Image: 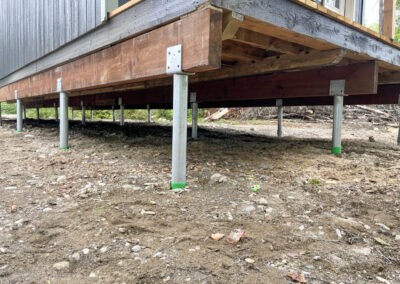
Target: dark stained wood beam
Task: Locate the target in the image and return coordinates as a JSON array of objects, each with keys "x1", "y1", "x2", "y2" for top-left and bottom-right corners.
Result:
[{"x1": 25, "y1": 84, "x2": 398, "y2": 110}]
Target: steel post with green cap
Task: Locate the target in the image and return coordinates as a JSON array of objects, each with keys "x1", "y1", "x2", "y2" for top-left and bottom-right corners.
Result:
[
  {"x1": 16, "y1": 90, "x2": 23, "y2": 132},
  {"x1": 167, "y1": 44, "x2": 192, "y2": 189},
  {"x1": 58, "y1": 78, "x2": 69, "y2": 150},
  {"x1": 330, "y1": 80, "x2": 345, "y2": 154}
]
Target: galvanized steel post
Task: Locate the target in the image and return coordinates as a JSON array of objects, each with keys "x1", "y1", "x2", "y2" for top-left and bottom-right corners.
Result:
[
  {"x1": 112, "y1": 106, "x2": 116, "y2": 123},
  {"x1": 190, "y1": 92, "x2": 198, "y2": 139},
  {"x1": 330, "y1": 80, "x2": 345, "y2": 154},
  {"x1": 71, "y1": 108, "x2": 74, "y2": 120},
  {"x1": 171, "y1": 74, "x2": 189, "y2": 189},
  {"x1": 276, "y1": 99, "x2": 283, "y2": 138},
  {"x1": 58, "y1": 78, "x2": 69, "y2": 150},
  {"x1": 90, "y1": 107, "x2": 93, "y2": 120},
  {"x1": 119, "y1": 98, "x2": 124, "y2": 126},
  {"x1": 167, "y1": 44, "x2": 192, "y2": 189},
  {"x1": 81, "y1": 101, "x2": 86, "y2": 126},
  {"x1": 16, "y1": 91, "x2": 23, "y2": 132},
  {"x1": 54, "y1": 103, "x2": 58, "y2": 122},
  {"x1": 36, "y1": 107, "x2": 40, "y2": 120},
  {"x1": 147, "y1": 104, "x2": 152, "y2": 123}
]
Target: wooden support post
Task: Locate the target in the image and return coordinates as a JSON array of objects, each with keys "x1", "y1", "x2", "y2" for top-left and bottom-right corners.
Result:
[{"x1": 383, "y1": 0, "x2": 396, "y2": 39}]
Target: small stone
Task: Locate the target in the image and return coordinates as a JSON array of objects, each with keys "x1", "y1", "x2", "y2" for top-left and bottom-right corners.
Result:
[
  {"x1": 299, "y1": 225, "x2": 305, "y2": 231},
  {"x1": 245, "y1": 258, "x2": 255, "y2": 264},
  {"x1": 257, "y1": 198, "x2": 268, "y2": 206},
  {"x1": 122, "y1": 184, "x2": 134, "y2": 190},
  {"x1": 0, "y1": 247, "x2": 6, "y2": 253},
  {"x1": 53, "y1": 261, "x2": 70, "y2": 271},
  {"x1": 24, "y1": 134, "x2": 34, "y2": 139},
  {"x1": 352, "y1": 247, "x2": 371, "y2": 256},
  {"x1": 43, "y1": 207, "x2": 52, "y2": 212},
  {"x1": 210, "y1": 173, "x2": 227, "y2": 183},
  {"x1": 376, "y1": 223, "x2": 390, "y2": 231},
  {"x1": 140, "y1": 210, "x2": 156, "y2": 215},
  {"x1": 82, "y1": 248, "x2": 90, "y2": 255},
  {"x1": 313, "y1": 256, "x2": 322, "y2": 261},
  {"x1": 57, "y1": 175, "x2": 67, "y2": 182},
  {"x1": 70, "y1": 252, "x2": 80, "y2": 262},
  {"x1": 258, "y1": 163, "x2": 267, "y2": 169},
  {"x1": 118, "y1": 227, "x2": 126, "y2": 233},
  {"x1": 132, "y1": 245, "x2": 141, "y2": 253},
  {"x1": 89, "y1": 272, "x2": 96, "y2": 278},
  {"x1": 99, "y1": 246, "x2": 107, "y2": 253},
  {"x1": 395, "y1": 235, "x2": 400, "y2": 241}
]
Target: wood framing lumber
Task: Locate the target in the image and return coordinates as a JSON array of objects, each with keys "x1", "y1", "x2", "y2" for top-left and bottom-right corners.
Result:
[
  {"x1": 0, "y1": 8, "x2": 222, "y2": 102},
  {"x1": 109, "y1": 0, "x2": 144, "y2": 18},
  {"x1": 382, "y1": 0, "x2": 396, "y2": 39},
  {"x1": 379, "y1": 71, "x2": 400, "y2": 84},
  {"x1": 222, "y1": 11, "x2": 243, "y2": 40},
  {"x1": 233, "y1": 28, "x2": 304, "y2": 55},
  {"x1": 210, "y1": 0, "x2": 400, "y2": 66},
  {"x1": 194, "y1": 49, "x2": 347, "y2": 83}
]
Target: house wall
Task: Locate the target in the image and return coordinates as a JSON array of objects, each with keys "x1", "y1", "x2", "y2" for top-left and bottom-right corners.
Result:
[{"x1": 0, "y1": 0, "x2": 102, "y2": 81}]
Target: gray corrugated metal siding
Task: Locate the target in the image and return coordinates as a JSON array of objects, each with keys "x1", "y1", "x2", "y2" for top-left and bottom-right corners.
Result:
[{"x1": 0, "y1": 0, "x2": 102, "y2": 80}]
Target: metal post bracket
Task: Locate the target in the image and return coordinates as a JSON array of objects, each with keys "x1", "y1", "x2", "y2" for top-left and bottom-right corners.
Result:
[
  {"x1": 166, "y1": 45, "x2": 194, "y2": 75},
  {"x1": 329, "y1": 80, "x2": 346, "y2": 96},
  {"x1": 57, "y1": 78, "x2": 62, "y2": 92},
  {"x1": 166, "y1": 45, "x2": 183, "y2": 74}
]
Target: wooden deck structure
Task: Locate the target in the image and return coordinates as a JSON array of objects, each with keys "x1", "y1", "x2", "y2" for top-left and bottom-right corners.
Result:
[{"x1": 1, "y1": 0, "x2": 400, "y2": 187}]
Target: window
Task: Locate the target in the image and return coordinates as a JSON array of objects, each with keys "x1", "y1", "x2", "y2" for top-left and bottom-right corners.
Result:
[{"x1": 325, "y1": 0, "x2": 345, "y2": 15}]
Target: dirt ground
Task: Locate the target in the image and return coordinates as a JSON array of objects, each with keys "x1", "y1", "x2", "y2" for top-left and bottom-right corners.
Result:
[{"x1": 0, "y1": 117, "x2": 399, "y2": 284}]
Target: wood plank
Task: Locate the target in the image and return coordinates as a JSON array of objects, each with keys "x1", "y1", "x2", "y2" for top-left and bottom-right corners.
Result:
[
  {"x1": 222, "y1": 11, "x2": 243, "y2": 40},
  {"x1": 379, "y1": 71, "x2": 400, "y2": 84},
  {"x1": 109, "y1": 0, "x2": 144, "y2": 18},
  {"x1": 0, "y1": 8, "x2": 222, "y2": 101},
  {"x1": 383, "y1": 0, "x2": 396, "y2": 39},
  {"x1": 222, "y1": 40, "x2": 267, "y2": 62},
  {"x1": 194, "y1": 49, "x2": 347, "y2": 83},
  {"x1": 291, "y1": 0, "x2": 397, "y2": 46},
  {"x1": 210, "y1": 0, "x2": 400, "y2": 66},
  {"x1": 233, "y1": 28, "x2": 305, "y2": 55}
]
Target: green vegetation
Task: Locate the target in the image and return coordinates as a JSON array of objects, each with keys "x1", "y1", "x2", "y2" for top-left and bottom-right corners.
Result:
[
  {"x1": 0, "y1": 102, "x2": 207, "y2": 122},
  {"x1": 369, "y1": 0, "x2": 400, "y2": 42}
]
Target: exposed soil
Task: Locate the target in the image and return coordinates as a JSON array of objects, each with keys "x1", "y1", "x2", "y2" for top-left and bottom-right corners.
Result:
[{"x1": 0, "y1": 117, "x2": 399, "y2": 284}]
